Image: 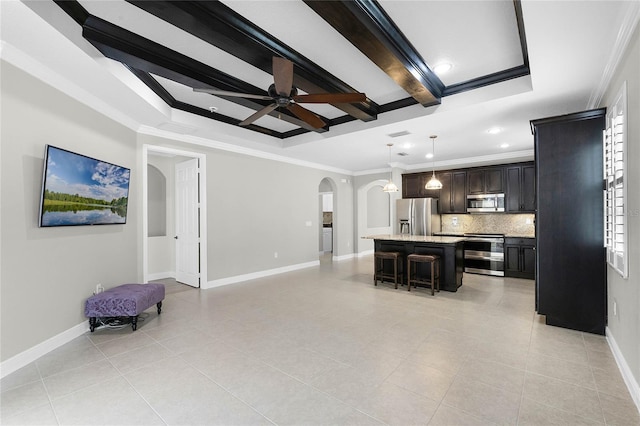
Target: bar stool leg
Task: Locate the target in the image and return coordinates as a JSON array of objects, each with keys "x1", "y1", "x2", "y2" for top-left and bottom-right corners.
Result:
[
  {"x1": 430, "y1": 261, "x2": 435, "y2": 296},
  {"x1": 393, "y1": 258, "x2": 397, "y2": 289}
]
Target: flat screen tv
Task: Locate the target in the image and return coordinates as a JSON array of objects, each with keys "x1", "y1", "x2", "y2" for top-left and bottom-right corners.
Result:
[{"x1": 38, "y1": 145, "x2": 131, "y2": 227}]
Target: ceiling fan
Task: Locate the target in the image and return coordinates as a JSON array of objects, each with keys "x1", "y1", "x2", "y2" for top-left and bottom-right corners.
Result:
[{"x1": 193, "y1": 57, "x2": 367, "y2": 129}]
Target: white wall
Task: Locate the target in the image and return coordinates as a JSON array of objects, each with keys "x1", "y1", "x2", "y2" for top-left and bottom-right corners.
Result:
[
  {"x1": 601, "y1": 21, "x2": 640, "y2": 402},
  {"x1": 0, "y1": 62, "x2": 139, "y2": 362},
  {"x1": 354, "y1": 173, "x2": 396, "y2": 253},
  {"x1": 137, "y1": 134, "x2": 356, "y2": 283}
]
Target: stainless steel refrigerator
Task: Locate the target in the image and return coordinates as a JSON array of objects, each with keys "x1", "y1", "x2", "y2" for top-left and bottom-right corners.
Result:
[{"x1": 395, "y1": 198, "x2": 441, "y2": 236}]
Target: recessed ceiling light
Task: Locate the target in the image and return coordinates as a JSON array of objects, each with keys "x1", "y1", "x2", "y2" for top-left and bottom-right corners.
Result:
[
  {"x1": 500, "y1": 143, "x2": 510, "y2": 148},
  {"x1": 425, "y1": 153, "x2": 434, "y2": 159},
  {"x1": 402, "y1": 142, "x2": 413, "y2": 149},
  {"x1": 487, "y1": 127, "x2": 501, "y2": 134},
  {"x1": 433, "y1": 62, "x2": 452, "y2": 74}
]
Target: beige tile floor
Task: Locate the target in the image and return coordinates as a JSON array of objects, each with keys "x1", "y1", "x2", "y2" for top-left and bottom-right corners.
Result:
[{"x1": 2, "y1": 255, "x2": 639, "y2": 425}]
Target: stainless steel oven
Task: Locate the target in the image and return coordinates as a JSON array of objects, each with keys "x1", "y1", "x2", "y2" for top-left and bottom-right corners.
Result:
[{"x1": 464, "y1": 233, "x2": 505, "y2": 276}]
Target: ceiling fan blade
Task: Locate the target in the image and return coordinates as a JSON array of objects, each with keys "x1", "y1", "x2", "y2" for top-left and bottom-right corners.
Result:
[
  {"x1": 272, "y1": 57, "x2": 294, "y2": 96},
  {"x1": 239, "y1": 103, "x2": 278, "y2": 126},
  {"x1": 287, "y1": 104, "x2": 326, "y2": 129},
  {"x1": 193, "y1": 88, "x2": 272, "y2": 101},
  {"x1": 293, "y1": 92, "x2": 367, "y2": 104}
]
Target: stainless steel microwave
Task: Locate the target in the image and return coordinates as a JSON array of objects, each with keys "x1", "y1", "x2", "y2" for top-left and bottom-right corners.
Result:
[{"x1": 467, "y1": 193, "x2": 505, "y2": 213}]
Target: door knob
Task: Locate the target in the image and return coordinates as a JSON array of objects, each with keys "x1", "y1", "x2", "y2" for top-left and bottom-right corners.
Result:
[{"x1": 174, "y1": 236, "x2": 178, "y2": 240}]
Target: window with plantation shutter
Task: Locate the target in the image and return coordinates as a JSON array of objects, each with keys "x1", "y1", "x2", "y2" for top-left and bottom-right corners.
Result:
[{"x1": 603, "y1": 82, "x2": 627, "y2": 278}]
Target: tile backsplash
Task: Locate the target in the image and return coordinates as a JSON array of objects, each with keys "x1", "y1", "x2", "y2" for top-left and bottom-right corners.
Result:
[{"x1": 441, "y1": 213, "x2": 535, "y2": 237}]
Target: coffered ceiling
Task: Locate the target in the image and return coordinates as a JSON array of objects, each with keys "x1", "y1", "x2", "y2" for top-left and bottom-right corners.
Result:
[{"x1": 3, "y1": 1, "x2": 638, "y2": 173}]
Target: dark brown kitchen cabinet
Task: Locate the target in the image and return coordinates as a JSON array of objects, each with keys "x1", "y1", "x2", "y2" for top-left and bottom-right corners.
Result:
[
  {"x1": 505, "y1": 163, "x2": 536, "y2": 212},
  {"x1": 531, "y1": 108, "x2": 606, "y2": 335},
  {"x1": 439, "y1": 171, "x2": 467, "y2": 213},
  {"x1": 402, "y1": 173, "x2": 428, "y2": 198},
  {"x1": 505, "y1": 237, "x2": 535, "y2": 279},
  {"x1": 467, "y1": 167, "x2": 504, "y2": 194}
]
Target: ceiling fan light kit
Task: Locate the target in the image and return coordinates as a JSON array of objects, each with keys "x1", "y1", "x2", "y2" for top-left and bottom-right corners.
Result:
[{"x1": 194, "y1": 56, "x2": 367, "y2": 129}]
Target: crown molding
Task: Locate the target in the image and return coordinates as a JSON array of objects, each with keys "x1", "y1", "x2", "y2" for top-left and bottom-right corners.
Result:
[
  {"x1": 137, "y1": 125, "x2": 354, "y2": 176},
  {"x1": 588, "y1": 1, "x2": 640, "y2": 109}
]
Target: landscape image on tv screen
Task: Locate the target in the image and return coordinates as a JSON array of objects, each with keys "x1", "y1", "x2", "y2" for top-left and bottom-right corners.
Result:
[{"x1": 39, "y1": 145, "x2": 131, "y2": 227}]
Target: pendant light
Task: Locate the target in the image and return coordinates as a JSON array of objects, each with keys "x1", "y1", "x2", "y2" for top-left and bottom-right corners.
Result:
[
  {"x1": 382, "y1": 143, "x2": 399, "y2": 193},
  {"x1": 425, "y1": 135, "x2": 443, "y2": 190}
]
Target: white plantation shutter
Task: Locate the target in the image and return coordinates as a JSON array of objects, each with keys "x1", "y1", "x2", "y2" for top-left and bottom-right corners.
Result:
[{"x1": 604, "y1": 82, "x2": 627, "y2": 278}]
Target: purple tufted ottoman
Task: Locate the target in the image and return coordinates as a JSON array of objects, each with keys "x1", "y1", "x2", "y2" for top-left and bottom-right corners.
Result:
[{"x1": 85, "y1": 283, "x2": 165, "y2": 332}]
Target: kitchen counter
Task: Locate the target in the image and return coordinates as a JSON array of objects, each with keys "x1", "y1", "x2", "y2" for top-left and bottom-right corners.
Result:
[
  {"x1": 365, "y1": 234, "x2": 464, "y2": 292},
  {"x1": 433, "y1": 232, "x2": 535, "y2": 239},
  {"x1": 364, "y1": 234, "x2": 466, "y2": 244}
]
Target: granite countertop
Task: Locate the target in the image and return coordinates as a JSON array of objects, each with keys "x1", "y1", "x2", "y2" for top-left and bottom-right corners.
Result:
[
  {"x1": 433, "y1": 232, "x2": 535, "y2": 239},
  {"x1": 363, "y1": 234, "x2": 466, "y2": 244}
]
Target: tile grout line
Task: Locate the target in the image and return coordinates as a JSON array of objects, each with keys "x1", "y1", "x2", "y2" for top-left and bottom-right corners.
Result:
[{"x1": 90, "y1": 331, "x2": 170, "y2": 426}]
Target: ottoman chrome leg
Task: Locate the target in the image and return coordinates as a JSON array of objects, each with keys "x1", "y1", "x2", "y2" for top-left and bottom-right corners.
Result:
[
  {"x1": 131, "y1": 316, "x2": 138, "y2": 331},
  {"x1": 157, "y1": 301, "x2": 162, "y2": 315},
  {"x1": 89, "y1": 317, "x2": 97, "y2": 332}
]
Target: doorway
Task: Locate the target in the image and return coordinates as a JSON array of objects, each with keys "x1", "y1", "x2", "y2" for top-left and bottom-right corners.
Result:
[
  {"x1": 318, "y1": 178, "x2": 336, "y2": 263},
  {"x1": 142, "y1": 145, "x2": 207, "y2": 287}
]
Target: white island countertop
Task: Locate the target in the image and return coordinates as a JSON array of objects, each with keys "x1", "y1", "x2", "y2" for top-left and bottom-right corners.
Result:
[{"x1": 363, "y1": 234, "x2": 466, "y2": 244}]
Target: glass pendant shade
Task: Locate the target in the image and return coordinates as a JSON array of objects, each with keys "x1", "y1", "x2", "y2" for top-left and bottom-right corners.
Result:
[
  {"x1": 425, "y1": 172, "x2": 443, "y2": 190},
  {"x1": 383, "y1": 181, "x2": 399, "y2": 193},
  {"x1": 425, "y1": 134, "x2": 442, "y2": 190}
]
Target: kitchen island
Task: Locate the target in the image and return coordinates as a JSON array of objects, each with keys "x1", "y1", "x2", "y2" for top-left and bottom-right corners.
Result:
[{"x1": 365, "y1": 235, "x2": 465, "y2": 292}]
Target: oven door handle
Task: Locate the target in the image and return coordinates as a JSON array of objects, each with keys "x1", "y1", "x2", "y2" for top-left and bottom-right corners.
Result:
[{"x1": 465, "y1": 238, "x2": 504, "y2": 243}]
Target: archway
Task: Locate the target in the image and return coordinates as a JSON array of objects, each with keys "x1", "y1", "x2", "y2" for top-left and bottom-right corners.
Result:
[
  {"x1": 356, "y1": 179, "x2": 395, "y2": 255},
  {"x1": 318, "y1": 177, "x2": 337, "y2": 262}
]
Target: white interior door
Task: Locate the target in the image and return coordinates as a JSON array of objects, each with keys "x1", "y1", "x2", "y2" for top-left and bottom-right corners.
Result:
[{"x1": 175, "y1": 158, "x2": 200, "y2": 287}]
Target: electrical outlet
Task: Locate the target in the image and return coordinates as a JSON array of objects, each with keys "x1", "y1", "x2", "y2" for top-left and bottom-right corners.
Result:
[
  {"x1": 274, "y1": 252, "x2": 278, "y2": 258},
  {"x1": 452, "y1": 217, "x2": 458, "y2": 226},
  {"x1": 96, "y1": 283, "x2": 104, "y2": 294},
  {"x1": 613, "y1": 299, "x2": 617, "y2": 317}
]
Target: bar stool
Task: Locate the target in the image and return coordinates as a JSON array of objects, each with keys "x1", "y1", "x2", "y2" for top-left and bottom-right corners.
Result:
[
  {"x1": 407, "y1": 254, "x2": 440, "y2": 295},
  {"x1": 374, "y1": 251, "x2": 403, "y2": 289}
]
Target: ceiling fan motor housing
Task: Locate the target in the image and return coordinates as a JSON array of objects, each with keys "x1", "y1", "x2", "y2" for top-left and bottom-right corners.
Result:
[{"x1": 268, "y1": 83, "x2": 298, "y2": 103}]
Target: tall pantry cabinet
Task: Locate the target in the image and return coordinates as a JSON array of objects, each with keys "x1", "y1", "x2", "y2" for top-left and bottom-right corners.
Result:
[{"x1": 531, "y1": 108, "x2": 607, "y2": 335}]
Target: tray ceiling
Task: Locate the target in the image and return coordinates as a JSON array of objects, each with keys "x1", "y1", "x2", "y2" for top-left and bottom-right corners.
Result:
[{"x1": 3, "y1": 1, "x2": 636, "y2": 172}]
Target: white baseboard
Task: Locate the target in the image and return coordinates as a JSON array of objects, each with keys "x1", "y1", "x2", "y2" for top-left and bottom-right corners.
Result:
[
  {"x1": 146, "y1": 271, "x2": 175, "y2": 281},
  {"x1": 606, "y1": 327, "x2": 640, "y2": 413},
  {"x1": 358, "y1": 250, "x2": 374, "y2": 257},
  {"x1": 332, "y1": 253, "x2": 355, "y2": 262},
  {"x1": 0, "y1": 321, "x2": 88, "y2": 379},
  {"x1": 203, "y1": 260, "x2": 320, "y2": 289}
]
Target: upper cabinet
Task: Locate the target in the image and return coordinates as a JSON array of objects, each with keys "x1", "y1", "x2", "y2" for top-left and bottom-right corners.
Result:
[
  {"x1": 401, "y1": 170, "x2": 466, "y2": 214},
  {"x1": 402, "y1": 173, "x2": 428, "y2": 198},
  {"x1": 467, "y1": 167, "x2": 504, "y2": 194},
  {"x1": 505, "y1": 162, "x2": 536, "y2": 212},
  {"x1": 439, "y1": 171, "x2": 467, "y2": 214},
  {"x1": 402, "y1": 162, "x2": 533, "y2": 214}
]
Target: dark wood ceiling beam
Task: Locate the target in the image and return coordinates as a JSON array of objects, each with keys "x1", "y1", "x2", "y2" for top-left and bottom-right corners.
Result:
[
  {"x1": 304, "y1": 0, "x2": 445, "y2": 107},
  {"x1": 126, "y1": 0, "x2": 378, "y2": 122},
  {"x1": 81, "y1": 15, "x2": 327, "y2": 132}
]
